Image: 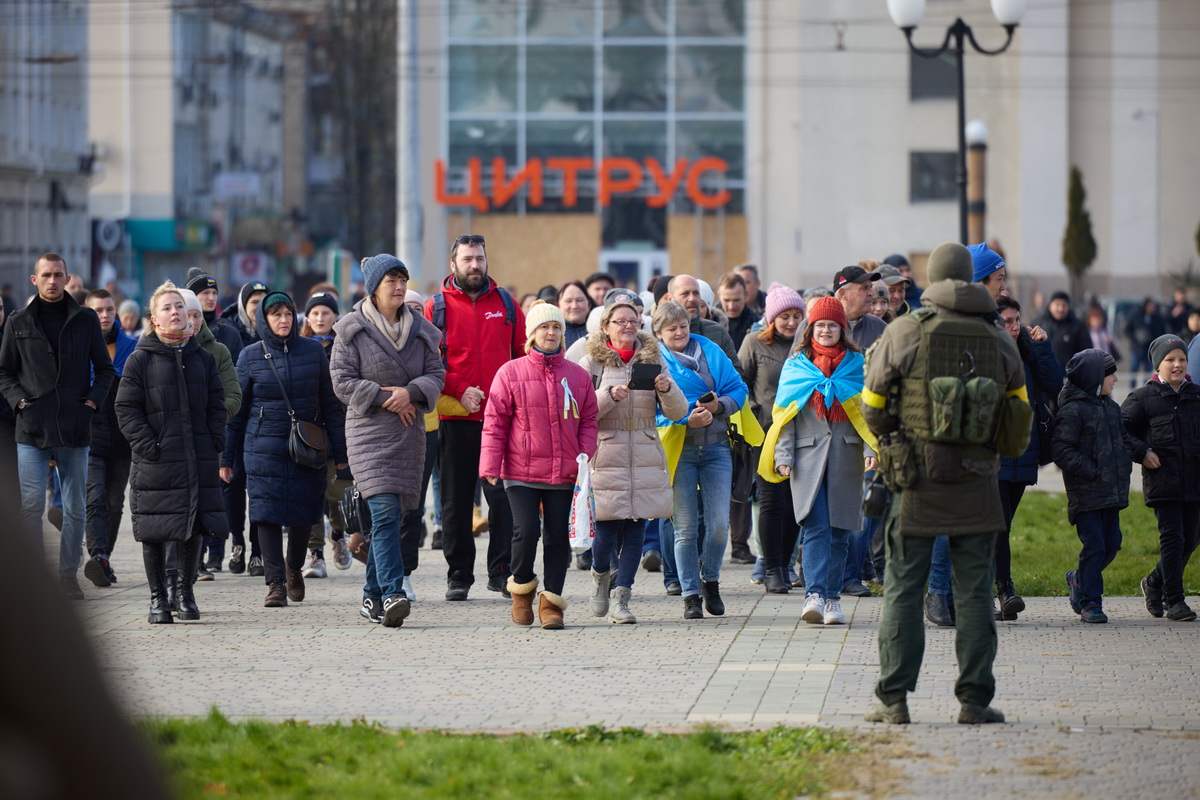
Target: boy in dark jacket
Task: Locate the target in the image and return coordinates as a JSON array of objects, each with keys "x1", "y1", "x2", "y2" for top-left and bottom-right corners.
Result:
[
  {"x1": 1121, "y1": 334, "x2": 1200, "y2": 622},
  {"x1": 1052, "y1": 349, "x2": 1132, "y2": 623}
]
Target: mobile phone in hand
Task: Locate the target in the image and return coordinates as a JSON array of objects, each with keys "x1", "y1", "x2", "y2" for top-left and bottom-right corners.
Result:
[{"x1": 698, "y1": 391, "x2": 716, "y2": 404}]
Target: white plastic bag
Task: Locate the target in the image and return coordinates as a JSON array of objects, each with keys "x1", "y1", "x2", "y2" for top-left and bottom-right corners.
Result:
[{"x1": 569, "y1": 453, "x2": 596, "y2": 553}]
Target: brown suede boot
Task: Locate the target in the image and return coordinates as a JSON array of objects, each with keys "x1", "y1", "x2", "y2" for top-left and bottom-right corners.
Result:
[
  {"x1": 537, "y1": 591, "x2": 567, "y2": 630},
  {"x1": 264, "y1": 581, "x2": 288, "y2": 607},
  {"x1": 507, "y1": 576, "x2": 538, "y2": 625},
  {"x1": 286, "y1": 567, "x2": 305, "y2": 602}
]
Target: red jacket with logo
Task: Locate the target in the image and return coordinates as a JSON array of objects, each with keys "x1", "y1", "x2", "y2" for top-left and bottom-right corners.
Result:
[{"x1": 425, "y1": 274, "x2": 525, "y2": 422}]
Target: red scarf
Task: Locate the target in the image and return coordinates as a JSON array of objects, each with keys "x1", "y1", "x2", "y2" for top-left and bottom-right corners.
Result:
[
  {"x1": 606, "y1": 341, "x2": 635, "y2": 364},
  {"x1": 806, "y1": 341, "x2": 849, "y2": 423}
]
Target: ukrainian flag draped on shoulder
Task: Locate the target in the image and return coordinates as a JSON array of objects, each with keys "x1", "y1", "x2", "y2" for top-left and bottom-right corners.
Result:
[
  {"x1": 655, "y1": 334, "x2": 764, "y2": 483},
  {"x1": 758, "y1": 350, "x2": 876, "y2": 483}
]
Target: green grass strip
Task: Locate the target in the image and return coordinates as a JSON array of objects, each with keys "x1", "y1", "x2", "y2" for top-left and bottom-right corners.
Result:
[
  {"x1": 142, "y1": 709, "x2": 855, "y2": 799},
  {"x1": 1010, "y1": 491, "x2": 1200, "y2": 596}
]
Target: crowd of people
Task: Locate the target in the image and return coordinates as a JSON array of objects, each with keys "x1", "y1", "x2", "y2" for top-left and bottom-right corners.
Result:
[{"x1": 1, "y1": 242, "x2": 1196, "y2": 679}]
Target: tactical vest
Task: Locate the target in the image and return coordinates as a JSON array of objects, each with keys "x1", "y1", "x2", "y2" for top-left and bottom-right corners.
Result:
[{"x1": 898, "y1": 307, "x2": 1005, "y2": 450}]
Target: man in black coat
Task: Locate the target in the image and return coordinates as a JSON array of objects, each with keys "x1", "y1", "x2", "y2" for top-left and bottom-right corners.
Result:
[
  {"x1": 0, "y1": 254, "x2": 115, "y2": 599},
  {"x1": 186, "y1": 267, "x2": 243, "y2": 363},
  {"x1": 81, "y1": 289, "x2": 138, "y2": 587},
  {"x1": 1034, "y1": 291, "x2": 1092, "y2": 369}
]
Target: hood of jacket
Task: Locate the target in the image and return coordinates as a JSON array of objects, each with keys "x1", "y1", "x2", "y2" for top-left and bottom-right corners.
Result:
[
  {"x1": 194, "y1": 318, "x2": 215, "y2": 348},
  {"x1": 254, "y1": 298, "x2": 299, "y2": 349},
  {"x1": 920, "y1": 279, "x2": 998, "y2": 316},
  {"x1": 584, "y1": 329, "x2": 662, "y2": 368},
  {"x1": 1065, "y1": 348, "x2": 1105, "y2": 396}
]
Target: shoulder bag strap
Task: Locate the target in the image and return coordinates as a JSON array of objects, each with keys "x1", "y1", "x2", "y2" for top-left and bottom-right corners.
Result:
[{"x1": 260, "y1": 340, "x2": 296, "y2": 420}]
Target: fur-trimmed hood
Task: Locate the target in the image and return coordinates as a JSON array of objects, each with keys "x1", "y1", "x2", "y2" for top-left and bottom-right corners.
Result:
[{"x1": 584, "y1": 330, "x2": 662, "y2": 368}]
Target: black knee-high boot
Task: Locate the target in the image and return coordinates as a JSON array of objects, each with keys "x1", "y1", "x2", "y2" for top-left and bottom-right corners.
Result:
[
  {"x1": 143, "y1": 543, "x2": 173, "y2": 624},
  {"x1": 177, "y1": 535, "x2": 203, "y2": 621}
]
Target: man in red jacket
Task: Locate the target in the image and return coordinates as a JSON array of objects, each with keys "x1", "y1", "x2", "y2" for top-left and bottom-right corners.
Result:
[{"x1": 426, "y1": 235, "x2": 525, "y2": 601}]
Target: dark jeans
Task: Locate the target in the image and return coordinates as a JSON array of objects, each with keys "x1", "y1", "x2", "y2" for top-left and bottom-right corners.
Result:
[
  {"x1": 222, "y1": 456, "x2": 260, "y2": 557},
  {"x1": 85, "y1": 452, "x2": 131, "y2": 557},
  {"x1": 757, "y1": 474, "x2": 799, "y2": 567},
  {"x1": 507, "y1": 484, "x2": 573, "y2": 595},
  {"x1": 1147, "y1": 501, "x2": 1200, "y2": 607},
  {"x1": 1073, "y1": 508, "x2": 1122, "y2": 607},
  {"x1": 595, "y1": 518, "x2": 645, "y2": 589},
  {"x1": 399, "y1": 429, "x2": 437, "y2": 576},
  {"x1": 995, "y1": 480, "x2": 1028, "y2": 583},
  {"x1": 876, "y1": 516, "x2": 998, "y2": 708},
  {"x1": 438, "y1": 420, "x2": 512, "y2": 584},
  {"x1": 730, "y1": 498, "x2": 751, "y2": 551},
  {"x1": 257, "y1": 523, "x2": 309, "y2": 586}
]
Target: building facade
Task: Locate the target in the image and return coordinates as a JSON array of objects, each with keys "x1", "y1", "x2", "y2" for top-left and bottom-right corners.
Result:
[
  {"x1": 88, "y1": 1, "x2": 292, "y2": 299},
  {"x1": 0, "y1": 0, "x2": 91, "y2": 301},
  {"x1": 403, "y1": 0, "x2": 1199, "y2": 303}
]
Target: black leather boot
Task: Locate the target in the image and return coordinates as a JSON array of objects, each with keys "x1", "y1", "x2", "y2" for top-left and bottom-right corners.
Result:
[
  {"x1": 996, "y1": 579, "x2": 1025, "y2": 621},
  {"x1": 924, "y1": 592, "x2": 954, "y2": 627},
  {"x1": 143, "y1": 543, "x2": 173, "y2": 624},
  {"x1": 762, "y1": 558, "x2": 790, "y2": 594},
  {"x1": 166, "y1": 569, "x2": 180, "y2": 613},
  {"x1": 176, "y1": 536, "x2": 203, "y2": 621},
  {"x1": 701, "y1": 580, "x2": 725, "y2": 616}
]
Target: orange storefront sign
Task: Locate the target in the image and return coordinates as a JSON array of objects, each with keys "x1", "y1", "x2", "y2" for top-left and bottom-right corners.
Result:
[{"x1": 435, "y1": 156, "x2": 731, "y2": 212}]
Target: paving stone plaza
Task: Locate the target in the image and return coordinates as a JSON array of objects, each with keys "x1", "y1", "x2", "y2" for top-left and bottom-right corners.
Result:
[{"x1": 78, "y1": 528, "x2": 1199, "y2": 799}]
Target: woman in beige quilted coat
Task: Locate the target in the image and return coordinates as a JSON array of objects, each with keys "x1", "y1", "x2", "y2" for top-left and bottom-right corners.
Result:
[{"x1": 569, "y1": 299, "x2": 687, "y2": 624}]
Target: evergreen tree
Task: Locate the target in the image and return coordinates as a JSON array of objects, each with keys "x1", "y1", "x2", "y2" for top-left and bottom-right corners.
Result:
[{"x1": 1061, "y1": 166, "x2": 1098, "y2": 299}]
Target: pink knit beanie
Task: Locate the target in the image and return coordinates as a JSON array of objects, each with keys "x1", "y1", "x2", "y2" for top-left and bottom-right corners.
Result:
[{"x1": 763, "y1": 283, "x2": 805, "y2": 327}]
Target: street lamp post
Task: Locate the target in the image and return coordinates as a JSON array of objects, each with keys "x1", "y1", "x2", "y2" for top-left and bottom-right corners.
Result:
[{"x1": 888, "y1": 0, "x2": 1027, "y2": 244}]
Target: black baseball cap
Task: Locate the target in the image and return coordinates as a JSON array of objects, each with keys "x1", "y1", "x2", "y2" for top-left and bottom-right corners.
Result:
[{"x1": 832, "y1": 266, "x2": 881, "y2": 293}]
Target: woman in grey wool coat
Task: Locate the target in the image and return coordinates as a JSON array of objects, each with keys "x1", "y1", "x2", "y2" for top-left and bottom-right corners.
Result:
[{"x1": 330, "y1": 255, "x2": 445, "y2": 628}]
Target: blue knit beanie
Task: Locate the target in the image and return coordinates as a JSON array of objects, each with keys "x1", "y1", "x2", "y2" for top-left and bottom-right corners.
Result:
[
  {"x1": 968, "y1": 243, "x2": 1005, "y2": 283},
  {"x1": 361, "y1": 254, "x2": 408, "y2": 297}
]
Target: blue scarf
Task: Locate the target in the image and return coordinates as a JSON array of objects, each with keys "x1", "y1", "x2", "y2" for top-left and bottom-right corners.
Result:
[{"x1": 656, "y1": 334, "x2": 747, "y2": 426}]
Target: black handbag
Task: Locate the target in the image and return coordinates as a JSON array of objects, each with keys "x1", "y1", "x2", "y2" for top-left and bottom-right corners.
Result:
[
  {"x1": 261, "y1": 341, "x2": 328, "y2": 470},
  {"x1": 728, "y1": 428, "x2": 756, "y2": 503},
  {"x1": 339, "y1": 484, "x2": 371, "y2": 536}
]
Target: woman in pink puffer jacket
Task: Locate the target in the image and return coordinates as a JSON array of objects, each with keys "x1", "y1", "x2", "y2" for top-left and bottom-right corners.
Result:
[{"x1": 481, "y1": 301, "x2": 598, "y2": 629}]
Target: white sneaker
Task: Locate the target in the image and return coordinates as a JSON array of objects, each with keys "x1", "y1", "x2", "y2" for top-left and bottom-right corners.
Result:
[
  {"x1": 403, "y1": 575, "x2": 416, "y2": 602},
  {"x1": 801, "y1": 592, "x2": 825, "y2": 624},
  {"x1": 823, "y1": 598, "x2": 845, "y2": 625},
  {"x1": 301, "y1": 553, "x2": 327, "y2": 579},
  {"x1": 330, "y1": 535, "x2": 353, "y2": 570}
]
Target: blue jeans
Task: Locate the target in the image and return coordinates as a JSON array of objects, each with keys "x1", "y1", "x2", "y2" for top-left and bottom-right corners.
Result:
[
  {"x1": 594, "y1": 518, "x2": 645, "y2": 589},
  {"x1": 364, "y1": 494, "x2": 405, "y2": 600},
  {"x1": 18, "y1": 444, "x2": 89, "y2": 574},
  {"x1": 1075, "y1": 508, "x2": 1122, "y2": 607},
  {"x1": 928, "y1": 536, "x2": 953, "y2": 597},
  {"x1": 659, "y1": 517, "x2": 678, "y2": 586},
  {"x1": 671, "y1": 442, "x2": 732, "y2": 597},
  {"x1": 799, "y1": 481, "x2": 850, "y2": 600}
]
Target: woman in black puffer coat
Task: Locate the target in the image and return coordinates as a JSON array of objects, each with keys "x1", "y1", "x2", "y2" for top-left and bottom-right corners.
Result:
[
  {"x1": 116, "y1": 282, "x2": 228, "y2": 624},
  {"x1": 222, "y1": 292, "x2": 347, "y2": 608}
]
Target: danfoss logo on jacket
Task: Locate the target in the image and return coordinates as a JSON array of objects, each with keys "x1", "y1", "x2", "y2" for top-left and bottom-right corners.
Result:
[{"x1": 485, "y1": 310, "x2": 504, "y2": 320}]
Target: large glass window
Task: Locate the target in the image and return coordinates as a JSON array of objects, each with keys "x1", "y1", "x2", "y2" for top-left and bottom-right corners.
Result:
[
  {"x1": 527, "y1": 46, "x2": 594, "y2": 113},
  {"x1": 675, "y1": 46, "x2": 742, "y2": 112},
  {"x1": 445, "y1": 0, "x2": 744, "y2": 214},
  {"x1": 526, "y1": 0, "x2": 593, "y2": 38},
  {"x1": 910, "y1": 151, "x2": 958, "y2": 202},
  {"x1": 603, "y1": 46, "x2": 667, "y2": 112},
  {"x1": 448, "y1": 45, "x2": 518, "y2": 113}
]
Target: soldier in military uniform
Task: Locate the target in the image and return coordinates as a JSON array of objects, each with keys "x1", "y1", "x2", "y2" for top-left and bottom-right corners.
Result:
[{"x1": 860, "y1": 241, "x2": 1029, "y2": 725}]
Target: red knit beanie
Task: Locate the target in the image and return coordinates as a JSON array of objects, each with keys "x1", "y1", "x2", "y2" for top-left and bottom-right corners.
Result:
[{"x1": 807, "y1": 295, "x2": 847, "y2": 328}]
